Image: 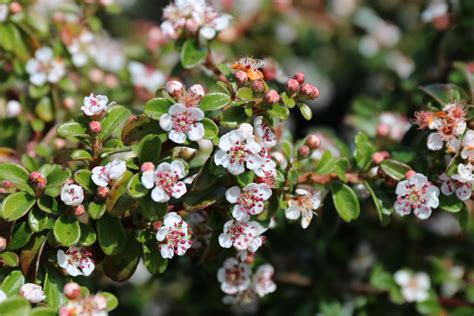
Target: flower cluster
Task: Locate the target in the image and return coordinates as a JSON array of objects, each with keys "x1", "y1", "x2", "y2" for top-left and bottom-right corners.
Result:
[{"x1": 59, "y1": 283, "x2": 108, "y2": 316}]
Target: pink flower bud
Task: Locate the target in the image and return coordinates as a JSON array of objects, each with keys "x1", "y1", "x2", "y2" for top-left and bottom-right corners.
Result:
[
  {"x1": 185, "y1": 18, "x2": 200, "y2": 33},
  {"x1": 166, "y1": 80, "x2": 184, "y2": 96},
  {"x1": 372, "y1": 151, "x2": 390, "y2": 164},
  {"x1": 251, "y1": 80, "x2": 265, "y2": 93},
  {"x1": 63, "y1": 282, "x2": 81, "y2": 300},
  {"x1": 376, "y1": 124, "x2": 389, "y2": 137},
  {"x1": 29, "y1": 171, "x2": 47, "y2": 189},
  {"x1": 264, "y1": 90, "x2": 280, "y2": 104},
  {"x1": 405, "y1": 170, "x2": 416, "y2": 179},
  {"x1": 286, "y1": 78, "x2": 300, "y2": 93},
  {"x1": 300, "y1": 83, "x2": 319, "y2": 99},
  {"x1": 141, "y1": 162, "x2": 155, "y2": 172},
  {"x1": 97, "y1": 186, "x2": 109, "y2": 199},
  {"x1": 0, "y1": 237, "x2": 7, "y2": 252},
  {"x1": 306, "y1": 135, "x2": 321, "y2": 149},
  {"x1": 89, "y1": 68, "x2": 104, "y2": 83},
  {"x1": 234, "y1": 71, "x2": 248, "y2": 84},
  {"x1": 292, "y1": 72, "x2": 305, "y2": 84},
  {"x1": 10, "y1": 2, "x2": 23, "y2": 13},
  {"x1": 298, "y1": 145, "x2": 310, "y2": 158},
  {"x1": 73, "y1": 205, "x2": 85, "y2": 217},
  {"x1": 89, "y1": 121, "x2": 102, "y2": 134},
  {"x1": 2, "y1": 180, "x2": 13, "y2": 189},
  {"x1": 63, "y1": 97, "x2": 75, "y2": 110},
  {"x1": 189, "y1": 84, "x2": 205, "y2": 97},
  {"x1": 152, "y1": 220, "x2": 162, "y2": 231}
]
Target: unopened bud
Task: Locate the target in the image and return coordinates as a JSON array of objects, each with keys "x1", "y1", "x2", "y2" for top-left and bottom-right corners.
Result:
[
  {"x1": 298, "y1": 145, "x2": 310, "y2": 158},
  {"x1": 63, "y1": 97, "x2": 75, "y2": 110},
  {"x1": 152, "y1": 220, "x2": 162, "y2": 231},
  {"x1": 89, "y1": 121, "x2": 101, "y2": 134},
  {"x1": 0, "y1": 237, "x2": 7, "y2": 252},
  {"x1": 234, "y1": 70, "x2": 248, "y2": 85},
  {"x1": 97, "y1": 186, "x2": 109, "y2": 199},
  {"x1": 306, "y1": 135, "x2": 320, "y2": 149},
  {"x1": 29, "y1": 171, "x2": 47, "y2": 189},
  {"x1": 185, "y1": 18, "x2": 200, "y2": 33},
  {"x1": 250, "y1": 80, "x2": 264, "y2": 93},
  {"x1": 405, "y1": 170, "x2": 416, "y2": 179},
  {"x1": 372, "y1": 151, "x2": 390, "y2": 164},
  {"x1": 166, "y1": 80, "x2": 184, "y2": 96},
  {"x1": 73, "y1": 205, "x2": 85, "y2": 217},
  {"x1": 141, "y1": 162, "x2": 155, "y2": 172},
  {"x1": 300, "y1": 83, "x2": 319, "y2": 99},
  {"x1": 2, "y1": 180, "x2": 13, "y2": 189},
  {"x1": 10, "y1": 2, "x2": 23, "y2": 13},
  {"x1": 292, "y1": 72, "x2": 305, "y2": 84},
  {"x1": 286, "y1": 79, "x2": 300, "y2": 93},
  {"x1": 63, "y1": 282, "x2": 81, "y2": 300},
  {"x1": 189, "y1": 84, "x2": 205, "y2": 97},
  {"x1": 264, "y1": 90, "x2": 280, "y2": 104}
]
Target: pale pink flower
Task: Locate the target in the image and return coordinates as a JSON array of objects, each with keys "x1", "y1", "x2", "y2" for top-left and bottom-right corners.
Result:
[
  {"x1": 217, "y1": 257, "x2": 252, "y2": 295},
  {"x1": 57, "y1": 246, "x2": 95, "y2": 277},
  {"x1": 128, "y1": 61, "x2": 166, "y2": 94},
  {"x1": 285, "y1": 186, "x2": 324, "y2": 229},
  {"x1": 219, "y1": 220, "x2": 264, "y2": 252},
  {"x1": 91, "y1": 159, "x2": 127, "y2": 187},
  {"x1": 156, "y1": 212, "x2": 192, "y2": 259},
  {"x1": 225, "y1": 183, "x2": 272, "y2": 221},
  {"x1": 81, "y1": 93, "x2": 109, "y2": 116},
  {"x1": 253, "y1": 116, "x2": 276, "y2": 148},
  {"x1": 440, "y1": 173, "x2": 472, "y2": 201},
  {"x1": 394, "y1": 270, "x2": 430, "y2": 303},
  {"x1": 252, "y1": 264, "x2": 277, "y2": 297},
  {"x1": 61, "y1": 183, "x2": 84, "y2": 206},
  {"x1": 141, "y1": 160, "x2": 188, "y2": 203},
  {"x1": 19, "y1": 283, "x2": 46, "y2": 304},
  {"x1": 159, "y1": 104, "x2": 205, "y2": 144},
  {"x1": 26, "y1": 47, "x2": 65, "y2": 86}
]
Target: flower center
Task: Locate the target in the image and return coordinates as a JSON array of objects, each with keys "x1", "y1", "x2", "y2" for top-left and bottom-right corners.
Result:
[{"x1": 172, "y1": 112, "x2": 196, "y2": 133}]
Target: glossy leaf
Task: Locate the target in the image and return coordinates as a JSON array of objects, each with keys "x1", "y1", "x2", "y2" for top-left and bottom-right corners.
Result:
[
  {"x1": 0, "y1": 192, "x2": 36, "y2": 222},
  {"x1": 331, "y1": 183, "x2": 360, "y2": 222},
  {"x1": 97, "y1": 214, "x2": 126, "y2": 256},
  {"x1": 53, "y1": 216, "x2": 81, "y2": 247}
]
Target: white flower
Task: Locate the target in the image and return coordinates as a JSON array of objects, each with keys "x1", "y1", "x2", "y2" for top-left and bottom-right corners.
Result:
[
  {"x1": 377, "y1": 112, "x2": 411, "y2": 142},
  {"x1": 441, "y1": 265, "x2": 464, "y2": 297},
  {"x1": 285, "y1": 186, "x2": 324, "y2": 229},
  {"x1": 128, "y1": 61, "x2": 166, "y2": 94},
  {"x1": 6, "y1": 100, "x2": 22, "y2": 118},
  {"x1": 219, "y1": 220, "x2": 264, "y2": 252},
  {"x1": 225, "y1": 183, "x2": 272, "y2": 221},
  {"x1": 26, "y1": 47, "x2": 65, "y2": 86},
  {"x1": 91, "y1": 159, "x2": 127, "y2": 187},
  {"x1": 394, "y1": 173, "x2": 440, "y2": 220},
  {"x1": 254, "y1": 116, "x2": 276, "y2": 148},
  {"x1": 89, "y1": 35, "x2": 126, "y2": 73},
  {"x1": 217, "y1": 257, "x2": 252, "y2": 295},
  {"x1": 456, "y1": 163, "x2": 474, "y2": 182},
  {"x1": 0, "y1": 289, "x2": 6, "y2": 303},
  {"x1": 57, "y1": 246, "x2": 95, "y2": 277},
  {"x1": 68, "y1": 32, "x2": 94, "y2": 67},
  {"x1": 141, "y1": 160, "x2": 188, "y2": 203},
  {"x1": 461, "y1": 130, "x2": 474, "y2": 159},
  {"x1": 394, "y1": 270, "x2": 431, "y2": 303},
  {"x1": 19, "y1": 283, "x2": 46, "y2": 304},
  {"x1": 199, "y1": 9, "x2": 232, "y2": 40},
  {"x1": 156, "y1": 212, "x2": 192, "y2": 259},
  {"x1": 81, "y1": 93, "x2": 109, "y2": 116},
  {"x1": 426, "y1": 104, "x2": 466, "y2": 152},
  {"x1": 61, "y1": 183, "x2": 84, "y2": 206},
  {"x1": 252, "y1": 264, "x2": 276, "y2": 297},
  {"x1": 159, "y1": 104, "x2": 205, "y2": 144},
  {"x1": 0, "y1": 4, "x2": 8, "y2": 22},
  {"x1": 421, "y1": 0, "x2": 448, "y2": 22},
  {"x1": 214, "y1": 123, "x2": 265, "y2": 175},
  {"x1": 440, "y1": 173, "x2": 472, "y2": 201}
]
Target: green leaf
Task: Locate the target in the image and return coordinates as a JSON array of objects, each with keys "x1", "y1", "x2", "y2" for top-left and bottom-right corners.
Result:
[
  {"x1": 0, "y1": 163, "x2": 29, "y2": 186},
  {"x1": 106, "y1": 170, "x2": 133, "y2": 213},
  {"x1": 127, "y1": 173, "x2": 147, "y2": 199},
  {"x1": 439, "y1": 194, "x2": 463, "y2": 213},
  {"x1": 1, "y1": 192, "x2": 36, "y2": 222},
  {"x1": 419, "y1": 83, "x2": 466, "y2": 107},
  {"x1": 0, "y1": 252, "x2": 18, "y2": 267},
  {"x1": 98, "y1": 105, "x2": 131, "y2": 140},
  {"x1": 79, "y1": 223, "x2": 97, "y2": 246},
  {"x1": 1, "y1": 271, "x2": 25, "y2": 296},
  {"x1": 44, "y1": 267, "x2": 65, "y2": 309},
  {"x1": 298, "y1": 103, "x2": 312, "y2": 120},
  {"x1": 353, "y1": 132, "x2": 376, "y2": 171},
  {"x1": 268, "y1": 103, "x2": 289, "y2": 120},
  {"x1": 282, "y1": 92, "x2": 296, "y2": 108},
  {"x1": 71, "y1": 150, "x2": 92, "y2": 161},
  {"x1": 236, "y1": 172, "x2": 255, "y2": 187},
  {"x1": 20, "y1": 232, "x2": 48, "y2": 279},
  {"x1": 144, "y1": 98, "x2": 171, "y2": 120},
  {"x1": 143, "y1": 241, "x2": 168, "y2": 274},
  {"x1": 330, "y1": 183, "x2": 360, "y2": 222},
  {"x1": 315, "y1": 151, "x2": 337, "y2": 175},
  {"x1": 74, "y1": 169, "x2": 95, "y2": 194},
  {"x1": 28, "y1": 208, "x2": 55, "y2": 232},
  {"x1": 35, "y1": 97, "x2": 54, "y2": 122},
  {"x1": 57, "y1": 122, "x2": 88, "y2": 138},
  {"x1": 380, "y1": 159, "x2": 411, "y2": 181},
  {"x1": 7, "y1": 222, "x2": 32, "y2": 250},
  {"x1": 37, "y1": 195, "x2": 59, "y2": 214},
  {"x1": 53, "y1": 216, "x2": 81, "y2": 247},
  {"x1": 365, "y1": 181, "x2": 393, "y2": 224},
  {"x1": 103, "y1": 234, "x2": 142, "y2": 282},
  {"x1": 30, "y1": 307, "x2": 57, "y2": 316},
  {"x1": 100, "y1": 292, "x2": 119, "y2": 312},
  {"x1": 200, "y1": 93, "x2": 231, "y2": 111},
  {"x1": 180, "y1": 39, "x2": 207, "y2": 69},
  {"x1": 21, "y1": 155, "x2": 39, "y2": 173},
  {"x1": 137, "y1": 135, "x2": 162, "y2": 164},
  {"x1": 236, "y1": 87, "x2": 254, "y2": 100},
  {"x1": 88, "y1": 201, "x2": 106, "y2": 220},
  {"x1": 0, "y1": 297, "x2": 30, "y2": 316},
  {"x1": 97, "y1": 214, "x2": 126, "y2": 256},
  {"x1": 202, "y1": 118, "x2": 219, "y2": 138},
  {"x1": 140, "y1": 195, "x2": 167, "y2": 221}
]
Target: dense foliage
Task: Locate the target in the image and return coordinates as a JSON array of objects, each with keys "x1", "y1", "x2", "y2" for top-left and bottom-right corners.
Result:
[{"x1": 0, "y1": 0, "x2": 473, "y2": 315}]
